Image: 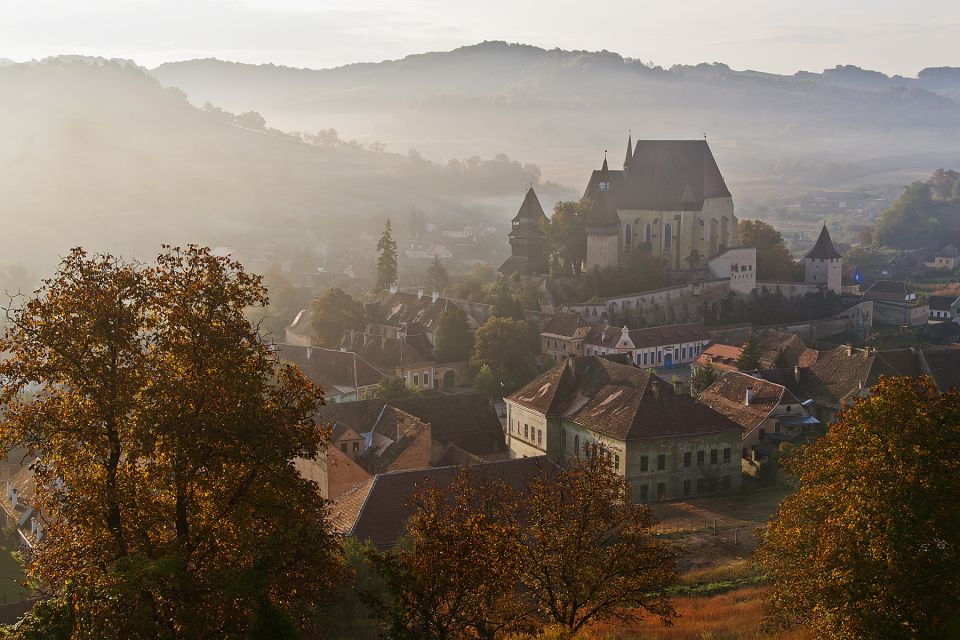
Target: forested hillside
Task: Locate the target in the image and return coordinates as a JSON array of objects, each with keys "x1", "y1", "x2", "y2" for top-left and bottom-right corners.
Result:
[
  {"x1": 153, "y1": 42, "x2": 960, "y2": 202},
  {"x1": 0, "y1": 57, "x2": 572, "y2": 277}
]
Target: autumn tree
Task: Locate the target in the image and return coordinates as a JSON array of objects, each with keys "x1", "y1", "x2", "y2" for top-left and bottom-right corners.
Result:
[
  {"x1": 757, "y1": 376, "x2": 960, "y2": 639},
  {"x1": 520, "y1": 455, "x2": 678, "y2": 635},
  {"x1": 376, "y1": 219, "x2": 399, "y2": 292},
  {"x1": 370, "y1": 470, "x2": 527, "y2": 640},
  {"x1": 738, "y1": 219, "x2": 798, "y2": 281},
  {"x1": 310, "y1": 287, "x2": 366, "y2": 347},
  {"x1": 0, "y1": 247, "x2": 344, "y2": 639},
  {"x1": 435, "y1": 309, "x2": 473, "y2": 363},
  {"x1": 472, "y1": 317, "x2": 538, "y2": 393},
  {"x1": 737, "y1": 332, "x2": 761, "y2": 371},
  {"x1": 426, "y1": 256, "x2": 449, "y2": 293}
]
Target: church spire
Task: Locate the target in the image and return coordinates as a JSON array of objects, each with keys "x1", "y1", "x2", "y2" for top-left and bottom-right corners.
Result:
[
  {"x1": 601, "y1": 149, "x2": 608, "y2": 172},
  {"x1": 623, "y1": 132, "x2": 633, "y2": 171}
]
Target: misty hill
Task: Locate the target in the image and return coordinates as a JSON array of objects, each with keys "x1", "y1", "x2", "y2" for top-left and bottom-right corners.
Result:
[
  {"x1": 153, "y1": 42, "x2": 960, "y2": 207},
  {"x1": 0, "y1": 57, "x2": 573, "y2": 276}
]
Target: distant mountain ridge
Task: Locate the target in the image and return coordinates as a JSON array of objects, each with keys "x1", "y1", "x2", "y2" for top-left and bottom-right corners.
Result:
[{"x1": 151, "y1": 41, "x2": 960, "y2": 201}]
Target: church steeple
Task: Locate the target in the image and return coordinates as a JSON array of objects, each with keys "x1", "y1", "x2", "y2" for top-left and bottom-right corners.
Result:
[
  {"x1": 601, "y1": 150, "x2": 608, "y2": 172},
  {"x1": 623, "y1": 132, "x2": 633, "y2": 171}
]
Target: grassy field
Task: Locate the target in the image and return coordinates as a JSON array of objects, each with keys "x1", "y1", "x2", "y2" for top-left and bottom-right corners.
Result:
[{"x1": 584, "y1": 585, "x2": 813, "y2": 640}]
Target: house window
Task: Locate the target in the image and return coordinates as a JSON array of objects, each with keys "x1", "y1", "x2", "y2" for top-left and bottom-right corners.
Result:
[
  {"x1": 640, "y1": 485, "x2": 649, "y2": 501},
  {"x1": 722, "y1": 475, "x2": 731, "y2": 490},
  {"x1": 710, "y1": 449, "x2": 718, "y2": 465},
  {"x1": 683, "y1": 451, "x2": 691, "y2": 467},
  {"x1": 524, "y1": 424, "x2": 529, "y2": 439},
  {"x1": 683, "y1": 480, "x2": 691, "y2": 496},
  {"x1": 696, "y1": 478, "x2": 706, "y2": 494},
  {"x1": 413, "y1": 374, "x2": 419, "y2": 387},
  {"x1": 423, "y1": 373, "x2": 430, "y2": 387},
  {"x1": 537, "y1": 429, "x2": 543, "y2": 446},
  {"x1": 657, "y1": 482, "x2": 666, "y2": 499},
  {"x1": 353, "y1": 442, "x2": 360, "y2": 453},
  {"x1": 614, "y1": 454, "x2": 620, "y2": 471},
  {"x1": 697, "y1": 451, "x2": 705, "y2": 466},
  {"x1": 664, "y1": 223, "x2": 672, "y2": 250},
  {"x1": 657, "y1": 454, "x2": 666, "y2": 471},
  {"x1": 340, "y1": 443, "x2": 347, "y2": 453},
  {"x1": 640, "y1": 455, "x2": 649, "y2": 472},
  {"x1": 644, "y1": 224, "x2": 652, "y2": 243},
  {"x1": 624, "y1": 223, "x2": 633, "y2": 252},
  {"x1": 681, "y1": 346, "x2": 686, "y2": 359},
  {"x1": 723, "y1": 447, "x2": 731, "y2": 463},
  {"x1": 643, "y1": 352, "x2": 648, "y2": 365}
]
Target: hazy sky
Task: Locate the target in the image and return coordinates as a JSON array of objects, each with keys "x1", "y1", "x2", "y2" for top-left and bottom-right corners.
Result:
[{"x1": 2, "y1": 0, "x2": 958, "y2": 75}]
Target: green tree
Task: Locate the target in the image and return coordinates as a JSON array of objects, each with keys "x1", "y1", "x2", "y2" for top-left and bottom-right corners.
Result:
[
  {"x1": 435, "y1": 309, "x2": 473, "y2": 363},
  {"x1": 472, "y1": 317, "x2": 538, "y2": 393},
  {"x1": 520, "y1": 455, "x2": 678, "y2": 635},
  {"x1": 0, "y1": 246, "x2": 345, "y2": 639},
  {"x1": 472, "y1": 364, "x2": 499, "y2": 395},
  {"x1": 258, "y1": 266, "x2": 304, "y2": 339},
  {"x1": 873, "y1": 180, "x2": 939, "y2": 249},
  {"x1": 738, "y1": 219, "x2": 798, "y2": 281},
  {"x1": 547, "y1": 201, "x2": 587, "y2": 277},
  {"x1": 310, "y1": 287, "x2": 366, "y2": 348},
  {"x1": 490, "y1": 282, "x2": 525, "y2": 321},
  {"x1": 376, "y1": 219, "x2": 399, "y2": 292},
  {"x1": 737, "y1": 332, "x2": 761, "y2": 371},
  {"x1": 234, "y1": 110, "x2": 266, "y2": 130},
  {"x1": 370, "y1": 376, "x2": 420, "y2": 400},
  {"x1": 690, "y1": 365, "x2": 719, "y2": 397},
  {"x1": 426, "y1": 256, "x2": 449, "y2": 294},
  {"x1": 757, "y1": 376, "x2": 960, "y2": 639}
]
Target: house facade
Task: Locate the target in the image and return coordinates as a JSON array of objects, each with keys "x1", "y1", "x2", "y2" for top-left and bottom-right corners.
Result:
[
  {"x1": 582, "y1": 322, "x2": 711, "y2": 370},
  {"x1": 505, "y1": 356, "x2": 743, "y2": 500}
]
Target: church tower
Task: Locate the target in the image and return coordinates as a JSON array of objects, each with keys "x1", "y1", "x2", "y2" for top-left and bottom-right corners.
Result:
[
  {"x1": 499, "y1": 186, "x2": 549, "y2": 275},
  {"x1": 584, "y1": 156, "x2": 621, "y2": 270},
  {"x1": 804, "y1": 224, "x2": 842, "y2": 294}
]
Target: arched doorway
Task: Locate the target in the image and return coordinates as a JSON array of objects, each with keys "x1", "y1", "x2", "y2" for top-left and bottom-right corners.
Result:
[
  {"x1": 663, "y1": 352, "x2": 673, "y2": 369},
  {"x1": 443, "y1": 370, "x2": 455, "y2": 388}
]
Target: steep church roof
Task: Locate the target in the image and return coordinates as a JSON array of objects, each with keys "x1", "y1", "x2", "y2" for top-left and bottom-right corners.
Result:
[
  {"x1": 617, "y1": 140, "x2": 731, "y2": 211},
  {"x1": 805, "y1": 224, "x2": 842, "y2": 260},
  {"x1": 623, "y1": 133, "x2": 633, "y2": 169},
  {"x1": 585, "y1": 159, "x2": 622, "y2": 230}
]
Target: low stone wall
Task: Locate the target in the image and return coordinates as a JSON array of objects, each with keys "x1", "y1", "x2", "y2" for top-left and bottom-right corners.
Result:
[{"x1": 708, "y1": 301, "x2": 874, "y2": 345}]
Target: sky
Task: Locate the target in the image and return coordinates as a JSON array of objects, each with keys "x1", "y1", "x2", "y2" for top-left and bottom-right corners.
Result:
[{"x1": 1, "y1": 0, "x2": 958, "y2": 76}]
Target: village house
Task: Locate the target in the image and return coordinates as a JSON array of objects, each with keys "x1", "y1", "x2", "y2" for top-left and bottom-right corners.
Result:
[
  {"x1": 927, "y1": 294, "x2": 960, "y2": 321},
  {"x1": 933, "y1": 244, "x2": 959, "y2": 270},
  {"x1": 505, "y1": 356, "x2": 743, "y2": 501},
  {"x1": 298, "y1": 394, "x2": 508, "y2": 499},
  {"x1": 862, "y1": 280, "x2": 929, "y2": 327},
  {"x1": 698, "y1": 372, "x2": 819, "y2": 466},
  {"x1": 694, "y1": 343, "x2": 742, "y2": 373},
  {"x1": 273, "y1": 343, "x2": 384, "y2": 403},
  {"x1": 329, "y1": 457, "x2": 550, "y2": 549},
  {"x1": 582, "y1": 322, "x2": 711, "y2": 370},
  {"x1": 538, "y1": 312, "x2": 592, "y2": 363}
]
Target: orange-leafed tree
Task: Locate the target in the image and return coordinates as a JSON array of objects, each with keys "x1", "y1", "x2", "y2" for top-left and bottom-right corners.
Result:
[
  {"x1": 520, "y1": 455, "x2": 678, "y2": 636},
  {"x1": 757, "y1": 376, "x2": 960, "y2": 640},
  {"x1": 0, "y1": 246, "x2": 344, "y2": 640},
  {"x1": 370, "y1": 469, "x2": 527, "y2": 640}
]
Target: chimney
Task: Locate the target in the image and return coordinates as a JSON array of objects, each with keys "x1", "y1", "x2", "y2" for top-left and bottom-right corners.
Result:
[
  {"x1": 306, "y1": 346, "x2": 312, "y2": 360},
  {"x1": 794, "y1": 365, "x2": 800, "y2": 383},
  {"x1": 651, "y1": 380, "x2": 661, "y2": 400},
  {"x1": 745, "y1": 387, "x2": 753, "y2": 406},
  {"x1": 432, "y1": 290, "x2": 440, "y2": 303},
  {"x1": 845, "y1": 343, "x2": 853, "y2": 356},
  {"x1": 417, "y1": 287, "x2": 424, "y2": 299},
  {"x1": 389, "y1": 283, "x2": 398, "y2": 294}
]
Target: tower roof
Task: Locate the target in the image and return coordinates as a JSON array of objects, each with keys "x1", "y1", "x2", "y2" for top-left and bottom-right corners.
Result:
[
  {"x1": 585, "y1": 189, "x2": 621, "y2": 230},
  {"x1": 805, "y1": 224, "x2": 842, "y2": 260},
  {"x1": 511, "y1": 186, "x2": 547, "y2": 225},
  {"x1": 623, "y1": 133, "x2": 633, "y2": 169}
]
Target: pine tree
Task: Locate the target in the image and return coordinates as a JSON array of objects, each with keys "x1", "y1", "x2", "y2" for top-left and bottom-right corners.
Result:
[
  {"x1": 737, "y1": 331, "x2": 762, "y2": 371},
  {"x1": 426, "y1": 255, "x2": 448, "y2": 293},
  {"x1": 375, "y1": 219, "x2": 398, "y2": 292}
]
